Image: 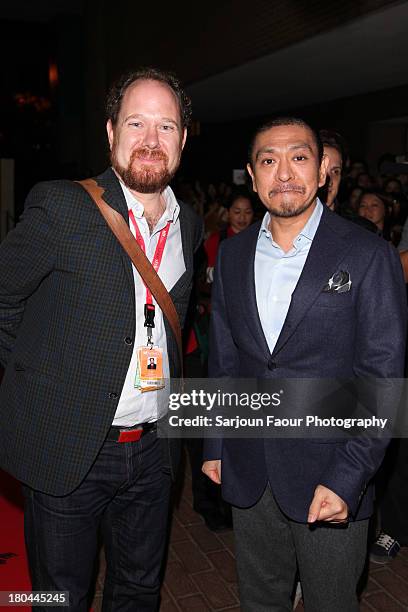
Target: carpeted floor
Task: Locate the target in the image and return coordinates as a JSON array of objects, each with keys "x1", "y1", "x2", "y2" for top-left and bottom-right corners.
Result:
[{"x1": 0, "y1": 470, "x2": 31, "y2": 610}]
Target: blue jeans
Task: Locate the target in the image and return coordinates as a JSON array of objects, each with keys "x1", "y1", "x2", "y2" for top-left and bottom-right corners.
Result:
[{"x1": 23, "y1": 430, "x2": 171, "y2": 612}]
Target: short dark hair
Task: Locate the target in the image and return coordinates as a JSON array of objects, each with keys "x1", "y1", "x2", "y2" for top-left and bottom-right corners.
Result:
[
  {"x1": 105, "y1": 67, "x2": 192, "y2": 129},
  {"x1": 350, "y1": 159, "x2": 368, "y2": 173},
  {"x1": 248, "y1": 116, "x2": 323, "y2": 166},
  {"x1": 319, "y1": 128, "x2": 348, "y2": 168},
  {"x1": 225, "y1": 186, "x2": 254, "y2": 210},
  {"x1": 383, "y1": 177, "x2": 402, "y2": 192}
]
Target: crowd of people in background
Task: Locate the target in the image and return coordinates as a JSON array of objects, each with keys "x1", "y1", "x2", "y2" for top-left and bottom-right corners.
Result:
[{"x1": 176, "y1": 133, "x2": 408, "y2": 248}]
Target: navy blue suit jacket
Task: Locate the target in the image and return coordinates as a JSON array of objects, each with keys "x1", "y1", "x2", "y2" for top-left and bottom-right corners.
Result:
[{"x1": 204, "y1": 206, "x2": 407, "y2": 522}]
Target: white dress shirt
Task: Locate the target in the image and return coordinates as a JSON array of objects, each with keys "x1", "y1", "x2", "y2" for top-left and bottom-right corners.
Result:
[{"x1": 113, "y1": 181, "x2": 186, "y2": 426}]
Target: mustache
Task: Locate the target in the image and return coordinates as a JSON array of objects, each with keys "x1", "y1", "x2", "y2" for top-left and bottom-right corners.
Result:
[
  {"x1": 269, "y1": 185, "x2": 306, "y2": 197},
  {"x1": 131, "y1": 147, "x2": 168, "y2": 162}
]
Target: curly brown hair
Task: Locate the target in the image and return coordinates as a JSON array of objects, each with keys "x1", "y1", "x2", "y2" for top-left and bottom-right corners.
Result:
[{"x1": 105, "y1": 67, "x2": 192, "y2": 129}]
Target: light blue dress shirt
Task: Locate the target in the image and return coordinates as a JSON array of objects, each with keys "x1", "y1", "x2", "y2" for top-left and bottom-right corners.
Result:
[{"x1": 255, "y1": 199, "x2": 323, "y2": 353}]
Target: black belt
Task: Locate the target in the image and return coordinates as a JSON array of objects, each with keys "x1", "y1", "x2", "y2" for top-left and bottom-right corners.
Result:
[{"x1": 107, "y1": 422, "x2": 157, "y2": 443}]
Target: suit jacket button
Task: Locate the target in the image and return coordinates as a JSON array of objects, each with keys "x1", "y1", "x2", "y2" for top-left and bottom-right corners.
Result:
[
  {"x1": 268, "y1": 359, "x2": 277, "y2": 371},
  {"x1": 109, "y1": 392, "x2": 118, "y2": 399},
  {"x1": 124, "y1": 337, "x2": 133, "y2": 345}
]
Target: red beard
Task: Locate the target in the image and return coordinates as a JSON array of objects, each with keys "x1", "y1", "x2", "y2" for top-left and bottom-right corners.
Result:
[{"x1": 112, "y1": 146, "x2": 176, "y2": 194}]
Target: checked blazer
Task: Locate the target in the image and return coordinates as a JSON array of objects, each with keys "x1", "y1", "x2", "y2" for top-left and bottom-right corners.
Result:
[{"x1": 0, "y1": 167, "x2": 203, "y2": 495}]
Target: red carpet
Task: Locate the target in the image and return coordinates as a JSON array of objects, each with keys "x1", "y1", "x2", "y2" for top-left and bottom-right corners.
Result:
[
  {"x1": 0, "y1": 471, "x2": 97, "y2": 611},
  {"x1": 0, "y1": 470, "x2": 31, "y2": 610}
]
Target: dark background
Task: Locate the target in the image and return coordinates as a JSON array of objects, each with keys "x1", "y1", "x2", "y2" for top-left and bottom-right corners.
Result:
[{"x1": 1, "y1": 0, "x2": 408, "y2": 216}]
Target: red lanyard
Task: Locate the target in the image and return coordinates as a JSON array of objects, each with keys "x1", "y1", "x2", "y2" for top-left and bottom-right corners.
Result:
[{"x1": 128, "y1": 209, "x2": 171, "y2": 305}]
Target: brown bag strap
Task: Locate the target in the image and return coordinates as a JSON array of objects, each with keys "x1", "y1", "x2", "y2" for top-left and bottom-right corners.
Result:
[{"x1": 77, "y1": 178, "x2": 183, "y2": 374}]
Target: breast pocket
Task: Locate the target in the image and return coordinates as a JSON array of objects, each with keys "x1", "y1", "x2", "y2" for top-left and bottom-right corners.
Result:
[{"x1": 314, "y1": 290, "x2": 353, "y2": 310}]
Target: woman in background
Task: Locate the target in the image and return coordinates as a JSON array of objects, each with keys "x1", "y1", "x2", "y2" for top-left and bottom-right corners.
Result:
[
  {"x1": 357, "y1": 189, "x2": 391, "y2": 240},
  {"x1": 205, "y1": 188, "x2": 254, "y2": 283}
]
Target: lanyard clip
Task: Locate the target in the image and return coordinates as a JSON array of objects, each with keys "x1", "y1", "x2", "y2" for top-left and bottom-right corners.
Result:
[
  {"x1": 146, "y1": 326, "x2": 154, "y2": 348},
  {"x1": 144, "y1": 303, "x2": 155, "y2": 328}
]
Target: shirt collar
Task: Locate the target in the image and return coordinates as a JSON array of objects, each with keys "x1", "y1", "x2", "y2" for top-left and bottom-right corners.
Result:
[
  {"x1": 258, "y1": 198, "x2": 323, "y2": 244},
  {"x1": 118, "y1": 178, "x2": 180, "y2": 224}
]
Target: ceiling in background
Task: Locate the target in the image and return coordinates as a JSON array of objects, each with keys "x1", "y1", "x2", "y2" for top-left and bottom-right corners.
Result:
[
  {"x1": 0, "y1": 0, "x2": 83, "y2": 21},
  {"x1": 0, "y1": 0, "x2": 406, "y2": 126},
  {"x1": 186, "y1": 2, "x2": 408, "y2": 122}
]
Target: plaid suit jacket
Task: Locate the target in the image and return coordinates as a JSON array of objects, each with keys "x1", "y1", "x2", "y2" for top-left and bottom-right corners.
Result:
[{"x1": 0, "y1": 168, "x2": 203, "y2": 495}]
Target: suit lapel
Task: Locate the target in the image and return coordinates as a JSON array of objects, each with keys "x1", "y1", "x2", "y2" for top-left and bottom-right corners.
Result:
[
  {"x1": 240, "y1": 223, "x2": 271, "y2": 357},
  {"x1": 272, "y1": 209, "x2": 349, "y2": 356},
  {"x1": 95, "y1": 168, "x2": 135, "y2": 293},
  {"x1": 169, "y1": 202, "x2": 191, "y2": 299}
]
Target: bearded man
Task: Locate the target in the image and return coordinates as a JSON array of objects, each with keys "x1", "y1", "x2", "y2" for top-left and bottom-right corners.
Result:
[{"x1": 0, "y1": 68, "x2": 202, "y2": 611}]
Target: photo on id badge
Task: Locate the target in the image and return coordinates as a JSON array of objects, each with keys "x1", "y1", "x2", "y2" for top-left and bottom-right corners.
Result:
[{"x1": 140, "y1": 348, "x2": 163, "y2": 379}]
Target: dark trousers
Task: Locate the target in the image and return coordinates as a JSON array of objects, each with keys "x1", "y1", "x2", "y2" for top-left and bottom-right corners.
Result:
[
  {"x1": 185, "y1": 437, "x2": 224, "y2": 512},
  {"x1": 184, "y1": 349, "x2": 230, "y2": 518},
  {"x1": 23, "y1": 430, "x2": 171, "y2": 612},
  {"x1": 232, "y1": 484, "x2": 368, "y2": 612},
  {"x1": 377, "y1": 439, "x2": 408, "y2": 544}
]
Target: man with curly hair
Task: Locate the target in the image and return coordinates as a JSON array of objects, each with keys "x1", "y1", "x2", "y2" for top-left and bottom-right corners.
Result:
[{"x1": 0, "y1": 67, "x2": 202, "y2": 611}]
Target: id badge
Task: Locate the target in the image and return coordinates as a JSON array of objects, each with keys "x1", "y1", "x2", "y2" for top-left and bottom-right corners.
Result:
[{"x1": 135, "y1": 346, "x2": 165, "y2": 392}]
